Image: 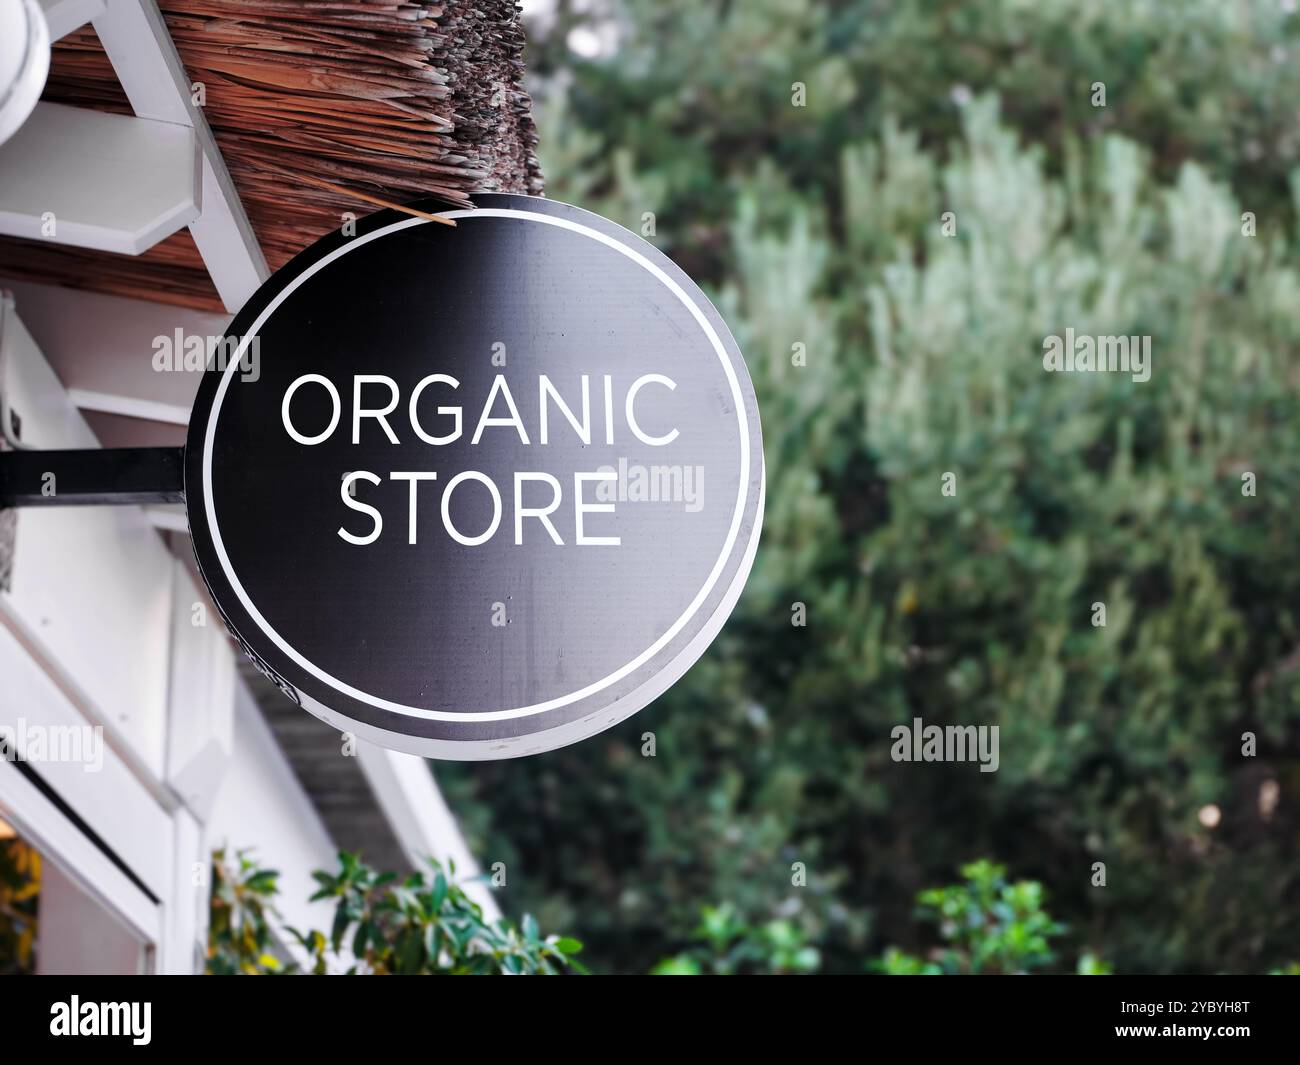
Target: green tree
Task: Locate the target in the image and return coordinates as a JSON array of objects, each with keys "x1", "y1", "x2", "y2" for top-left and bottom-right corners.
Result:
[{"x1": 439, "y1": 0, "x2": 1300, "y2": 974}]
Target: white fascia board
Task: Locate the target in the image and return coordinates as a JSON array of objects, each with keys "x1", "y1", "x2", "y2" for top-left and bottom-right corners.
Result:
[
  {"x1": 40, "y1": 0, "x2": 106, "y2": 41},
  {"x1": 0, "y1": 308, "x2": 177, "y2": 782},
  {"x1": 191, "y1": 152, "x2": 270, "y2": 314},
  {"x1": 0, "y1": 621, "x2": 174, "y2": 918},
  {"x1": 0, "y1": 757, "x2": 160, "y2": 946},
  {"x1": 93, "y1": 0, "x2": 268, "y2": 311},
  {"x1": 67, "y1": 389, "x2": 190, "y2": 426},
  {"x1": 164, "y1": 558, "x2": 234, "y2": 821},
  {"x1": 0, "y1": 101, "x2": 201, "y2": 255},
  {"x1": 159, "y1": 806, "x2": 205, "y2": 974},
  {"x1": 354, "y1": 742, "x2": 502, "y2": 920}
]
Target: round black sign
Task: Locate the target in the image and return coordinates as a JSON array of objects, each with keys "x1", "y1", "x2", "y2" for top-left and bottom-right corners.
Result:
[{"x1": 186, "y1": 194, "x2": 763, "y2": 759}]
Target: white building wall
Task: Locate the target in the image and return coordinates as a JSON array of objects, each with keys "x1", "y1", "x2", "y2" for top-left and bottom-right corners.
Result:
[
  {"x1": 204, "y1": 682, "x2": 340, "y2": 959},
  {"x1": 0, "y1": 283, "x2": 493, "y2": 973}
]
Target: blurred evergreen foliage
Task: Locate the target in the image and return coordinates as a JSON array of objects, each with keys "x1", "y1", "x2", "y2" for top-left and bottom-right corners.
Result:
[{"x1": 438, "y1": 0, "x2": 1300, "y2": 973}]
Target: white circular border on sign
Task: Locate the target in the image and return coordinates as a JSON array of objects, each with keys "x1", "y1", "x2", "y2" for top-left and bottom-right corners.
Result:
[{"x1": 202, "y1": 208, "x2": 754, "y2": 722}]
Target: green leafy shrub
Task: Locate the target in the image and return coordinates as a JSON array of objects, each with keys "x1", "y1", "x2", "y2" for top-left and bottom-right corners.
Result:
[
  {"x1": 293, "y1": 852, "x2": 583, "y2": 975},
  {"x1": 868, "y1": 860, "x2": 1107, "y2": 975},
  {"x1": 654, "y1": 862, "x2": 1107, "y2": 974},
  {"x1": 206, "y1": 848, "x2": 289, "y2": 975},
  {"x1": 650, "y1": 903, "x2": 820, "y2": 975},
  {"x1": 206, "y1": 850, "x2": 582, "y2": 975}
]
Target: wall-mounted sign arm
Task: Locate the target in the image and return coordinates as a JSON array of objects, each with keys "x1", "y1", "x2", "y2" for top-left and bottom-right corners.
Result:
[{"x1": 0, "y1": 446, "x2": 184, "y2": 508}]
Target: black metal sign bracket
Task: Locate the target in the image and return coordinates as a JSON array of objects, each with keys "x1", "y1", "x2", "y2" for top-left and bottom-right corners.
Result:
[{"x1": 0, "y1": 447, "x2": 185, "y2": 508}]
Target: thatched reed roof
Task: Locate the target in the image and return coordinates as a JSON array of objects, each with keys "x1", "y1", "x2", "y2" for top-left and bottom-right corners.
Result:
[{"x1": 0, "y1": 1, "x2": 542, "y2": 311}]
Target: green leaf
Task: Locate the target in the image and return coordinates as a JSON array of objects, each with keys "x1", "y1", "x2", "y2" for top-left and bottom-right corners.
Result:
[
  {"x1": 330, "y1": 905, "x2": 351, "y2": 953},
  {"x1": 649, "y1": 955, "x2": 703, "y2": 976}
]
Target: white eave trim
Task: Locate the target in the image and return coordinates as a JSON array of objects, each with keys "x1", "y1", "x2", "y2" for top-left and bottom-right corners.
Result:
[
  {"x1": 0, "y1": 102, "x2": 200, "y2": 255},
  {"x1": 92, "y1": 0, "x2": 268, "y2": 311},
  {"x1": 354, "y1": 742, "x2": 502, "y2": 920}
]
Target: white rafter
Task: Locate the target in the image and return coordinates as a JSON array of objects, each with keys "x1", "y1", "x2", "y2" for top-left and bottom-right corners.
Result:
[
  {"x1": 0, "y1": 101, "x2": 200, "y2": 254},
  {"x1": 92, "y1": 0, "x2": 268, "y2": 312},
  {"x1": 0, "y1": 0, "x2": 267, "y2": 312},
  {"x1": 39, "y1": 0, "x2": 105, "y2": 41}
]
